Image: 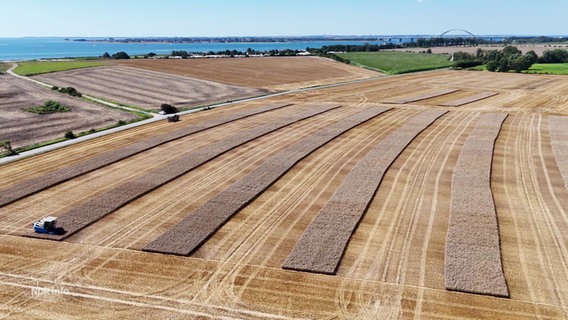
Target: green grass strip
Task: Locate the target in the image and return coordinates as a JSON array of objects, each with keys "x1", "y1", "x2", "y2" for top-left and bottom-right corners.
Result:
[
  {"x1": 526, "y1": 63, "x2": 568, "y2": 75},
  {"x1": 337, "y1": 51, "x2": 454, "y2": 74},
  {"x1": 13, "y1": 60, "x2": 107, "y2": 76}
]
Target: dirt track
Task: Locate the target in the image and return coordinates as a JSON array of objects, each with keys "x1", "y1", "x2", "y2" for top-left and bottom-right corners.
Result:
[{"x1": 1, "y1": 67, "x2": 568, "y2": 319}]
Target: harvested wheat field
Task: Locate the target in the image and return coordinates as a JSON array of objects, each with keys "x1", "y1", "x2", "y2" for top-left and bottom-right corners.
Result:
[
  {"x1": 31, "y1": 66, "x2": 269, "y2": 111},
  {"x1": 113, "y1": 56, "x2": 381, "y2": 91},
  {"x1": 1, "y1": 67, "x2": 568, "y2": 319},
  {"x1": 0, "y1": 74, "x2": 138, "y2": 149}
]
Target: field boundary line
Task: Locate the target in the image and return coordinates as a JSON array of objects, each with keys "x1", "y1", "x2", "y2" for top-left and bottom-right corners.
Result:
[
  {"x1": 440, "y1": 92, "x2": 499, "y2": 107},
  {"x1": 383, "y1": 88, "x2": 458, "y2": 104},
  {"x1": 143, "y1": 107, "x2": 391, "y2": 256},
  {"x1": 444, "y1": 112, "x2": 509, "y2": 298},
  {"x1": 282, "y1": 109, "x2": 447, "y2": 275}
]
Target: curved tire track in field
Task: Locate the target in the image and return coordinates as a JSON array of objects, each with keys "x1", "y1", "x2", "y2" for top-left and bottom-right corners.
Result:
[
  {"x1": 143, "y1": 107, "x2": 390, "y2": 255},
  {"x1": 0, "y1": 103, "x2": 290, "y2": 208},
  {"x1": 84, "y1": 107, "x2": 357, "y2": 248},
  {"x1": 495, "y1": 114, "x2": 568, "y2": 307},
  {"x1": 209, "y1": 109, "x2": 414, "y2": 261},
  {"x1": 224, "y1": 110, "x2": 414, "y2": 295},
  {"x1": 283, "y1": 109, "x2": 447, "y2": 275},
  {"x1": 190, "y1": 109, "x2": 413, "y2": 310},
  {"x1": 25, "y1": 105, "x2": 338, "y2": 241},
  {"x1": 333, "y1": 111, "x2": 479, "y2": 317}
]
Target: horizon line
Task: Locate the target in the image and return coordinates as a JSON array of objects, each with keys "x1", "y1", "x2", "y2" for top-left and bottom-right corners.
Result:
[{"x1": 2, "y1": 34, "x2": 568, "y2": 39}]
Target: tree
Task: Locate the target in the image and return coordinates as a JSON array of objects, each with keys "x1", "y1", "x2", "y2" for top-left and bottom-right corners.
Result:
[
  {"x1": 111, "y1": 51, "x2": 130, "y2": 59},
  {"x1": 1, "y1": 140, "x2": 17, "y2": 156},
  {"x1": 102, "y1": 52, "x2": 111, "y2": 59},
  {"x1": 509, "y1": 54, "x2": 534, "y2": 72},
  {"x1": 476, "y1": 48, "x2": 484, "y2": 58},
  {"x1": 160, "y1": 103, "x2": 177, "y2": 114},
  {"x1": 525, "y1": 50, "x2": 538, "y2": 64},
  {"x1": 502, "y1": 46, "x2": 522, "y2": 57},
  {"x1": 452, "y1": 51, "x2": 483, "y2": 68},
  {"x1": 486, "y1": 60, "x2": 499, "y2": 72},
  {"x1": 171, "y1": 50, "x2": 189, "y2": 58},
  {"x1": 482, "y1": 50, "x2": 503, "y2": 63},
  {"x1": 498, "y1": 59, "x2": 510, "y2": 72}
]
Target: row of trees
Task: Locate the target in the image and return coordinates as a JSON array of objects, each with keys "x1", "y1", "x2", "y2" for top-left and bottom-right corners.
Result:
[
  {"x1": 408, "y1": 37, "x2": 482, "y2": 48},
  {"x1": 538, "y1": 49, "x2": 568, "y2": 63},
  {"x1": 453, "y1": 46, "x2": 568, "y2": 73},
  {"x1": 102, "y1": 51, "x2": 131, "y2": 59},
  {"x1": 307, "y1": 43, "x2": 400, "y2": 55},
  {"x1": 168, "y1": 48, "x2": 305, "y2": 58}
]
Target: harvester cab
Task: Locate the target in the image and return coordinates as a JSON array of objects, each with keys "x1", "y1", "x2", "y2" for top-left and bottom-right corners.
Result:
[{"x1": 33, "y1": 216, "x2": 60, "y2": 234}]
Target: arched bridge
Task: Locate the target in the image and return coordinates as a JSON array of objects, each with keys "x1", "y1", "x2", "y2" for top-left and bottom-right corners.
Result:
[{"x1": 439, "y1": 29, "x2": 477, "y2": 38}]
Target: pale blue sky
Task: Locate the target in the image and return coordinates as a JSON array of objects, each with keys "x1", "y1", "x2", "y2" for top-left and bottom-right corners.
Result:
[{"x1": 1, "y1": 0, "x2": 566, "y2": 37}]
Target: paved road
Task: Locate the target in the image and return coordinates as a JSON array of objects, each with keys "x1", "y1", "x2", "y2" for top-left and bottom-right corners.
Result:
[{"x1": 1, "y1": 64, "x2": 383, "y2": 165}]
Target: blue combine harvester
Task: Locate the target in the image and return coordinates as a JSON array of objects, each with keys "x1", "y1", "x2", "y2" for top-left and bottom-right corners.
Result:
[{"x1": 33, "y1": 216, "x2": 60, "y2": 234}]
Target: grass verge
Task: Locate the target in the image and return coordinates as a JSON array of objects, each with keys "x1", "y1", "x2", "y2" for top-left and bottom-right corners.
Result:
[
  {"x1": 0, "y1": 63, "x2": 8, "y2": 74},
  {"x1": 336, "y1": 51, "x2": 453, "y2": 74},
  {"x1": 13, "y1": 60, "x2": 107, "y2": 76},
  {"x1": 525, "y1": 63, "x2": 568, "y2": 75}
]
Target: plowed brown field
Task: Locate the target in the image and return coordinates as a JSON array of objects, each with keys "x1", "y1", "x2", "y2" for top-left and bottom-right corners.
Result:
[{"x1": 1, "y1": 67, "x2": 568, "y2": 319}]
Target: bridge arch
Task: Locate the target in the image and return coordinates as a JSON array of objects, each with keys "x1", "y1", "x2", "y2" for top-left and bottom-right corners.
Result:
[{"x1": 439, "y1": 29, "x2": 477, "y2": 38}]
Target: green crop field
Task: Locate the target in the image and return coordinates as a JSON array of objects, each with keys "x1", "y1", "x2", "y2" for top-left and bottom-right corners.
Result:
[
  {"x1": 526, "y1": 63, "x2": 568, "y2": 75},
  {"x1": 336, "y1": 51, "x2": 454, "y2": 74},
  {"x1": 14, "y1": 60, "x2": 107, "y2": 76}
]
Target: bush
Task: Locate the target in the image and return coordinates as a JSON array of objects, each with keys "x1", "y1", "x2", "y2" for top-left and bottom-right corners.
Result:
[
  {"x1": 26, "y1": 100, "x2": 71, "y2": 114},
  {"x1": 1, "y1": 140, "x2": 17, "y2": 156},
  {"x1": 58, "y1": 87, "x2": 82, "y2": 97},
  {"x1": 64, "y1": 130, "x2": 77, "y2": 139}
]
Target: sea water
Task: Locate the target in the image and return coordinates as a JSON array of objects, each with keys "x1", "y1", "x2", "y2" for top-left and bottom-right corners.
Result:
[{"x1": 0, "y1": 37, "x2": 397, "y2": 61}]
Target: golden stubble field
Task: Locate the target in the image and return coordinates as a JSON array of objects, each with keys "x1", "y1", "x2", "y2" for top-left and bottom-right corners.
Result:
[{"x1": 1, "y1": 57, "x2": 568, "y2": 319}]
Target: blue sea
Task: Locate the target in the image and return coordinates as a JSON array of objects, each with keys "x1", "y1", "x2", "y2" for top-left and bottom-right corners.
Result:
[{"x1": 0, "y1": 37, "x2": 406, "y2": 61}]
